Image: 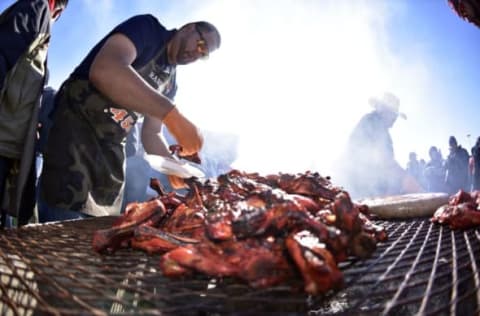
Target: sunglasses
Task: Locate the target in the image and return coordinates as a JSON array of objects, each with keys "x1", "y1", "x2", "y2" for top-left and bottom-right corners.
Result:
[{"x1": 194, "y1": 24, "x2": 210, "y2": 60}]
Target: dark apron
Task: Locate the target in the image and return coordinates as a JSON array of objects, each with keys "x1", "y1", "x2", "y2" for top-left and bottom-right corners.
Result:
[{"x1": 40, "y1": 45, "x2": 176, "y2": 216}]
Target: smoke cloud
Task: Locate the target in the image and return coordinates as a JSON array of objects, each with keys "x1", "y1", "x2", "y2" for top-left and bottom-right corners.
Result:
[
  {"x1": 4, "y1": 0, "x2": 475, "y2": 193},
  {"x1": 170, "y1": 0, "x2": 431, "y2": 179}
]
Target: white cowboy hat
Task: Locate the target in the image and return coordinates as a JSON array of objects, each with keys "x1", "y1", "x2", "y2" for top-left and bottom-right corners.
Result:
[{"x1": 369, "y1": 92, "x2": 407, "y2": 119}]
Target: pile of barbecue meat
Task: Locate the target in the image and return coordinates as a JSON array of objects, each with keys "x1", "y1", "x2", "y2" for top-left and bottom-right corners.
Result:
[{"x1": 93, "y1": 170, "x2": 387, "y2": 295}]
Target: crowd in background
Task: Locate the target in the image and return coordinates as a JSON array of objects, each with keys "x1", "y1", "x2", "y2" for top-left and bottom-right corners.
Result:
[{"x1": 406, "y1": 135, "x2": 480, "y2": 194}]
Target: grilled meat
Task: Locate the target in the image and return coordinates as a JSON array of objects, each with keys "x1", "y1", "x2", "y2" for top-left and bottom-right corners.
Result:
[
  {"x1": 93, "y1": 169, "x2": 387, "y2": 294},
  {"x1": 431, "y1": 190, "x2": 480, "y2": 229}
]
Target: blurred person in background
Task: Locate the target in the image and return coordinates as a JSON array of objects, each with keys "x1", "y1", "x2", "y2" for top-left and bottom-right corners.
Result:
[
  {"x1": 424, "y1": 146, "x2": 447, "y2": 193},
  {"x1": 444, "y1": 136, "x2": 470, "y2": 194},
  {"x1": 470, "y1": 136, "x2": 480, "y2": 190},
  {"x1": 448, "y1": 0, "x2": 480, "y2": 28},
  {"x1": 419, "y1": 158, "x2": 427, "y2": 188},
  {"x1": 0, "y1": 0, "x2": 68, "y2": 227},
  {"x1": 339, "y1": 92, "x2": 423, "y2": 199},
  {"x1": 406, "y1": 151, "x2": 424, "y2": 187},
  {"x1": 38, "y1": 14, "x2": 221, "y2": 222}
]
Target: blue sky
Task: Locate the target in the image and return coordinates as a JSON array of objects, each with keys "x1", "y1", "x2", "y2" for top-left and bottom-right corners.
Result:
[{"x1": 2, "y1": 0, "x2": 480, "y2": 178}]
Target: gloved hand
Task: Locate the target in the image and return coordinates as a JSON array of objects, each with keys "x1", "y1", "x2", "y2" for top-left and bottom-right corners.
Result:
[
  {"x1": 163, "y1": 107, "x2": 203, "y2": 156},
  {"x1": 168, "y1": 174, "x2": 187, "y2": 189}
]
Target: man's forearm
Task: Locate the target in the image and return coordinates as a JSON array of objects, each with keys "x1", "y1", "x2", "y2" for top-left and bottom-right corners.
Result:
[
  {"x1": 142, "y1": 133, "x2": 171, "y2": 157},
  {"x1": 141, "y1": 116, "x2": 172, "y2": 157}
]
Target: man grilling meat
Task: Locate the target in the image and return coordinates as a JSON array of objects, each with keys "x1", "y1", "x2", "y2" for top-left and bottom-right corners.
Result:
[
  {"x1": 338, "y1": 92, "x2": 423, "y2": 199},
  {"x1": 38, "y1": 15, "x2": 221, "y2": 222}
]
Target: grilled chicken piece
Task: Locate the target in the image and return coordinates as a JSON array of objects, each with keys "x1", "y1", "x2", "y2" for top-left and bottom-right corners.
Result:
[
  {"x1": 357, "y1": 213, "x2": 388, "y2": 242},
  {"x1": 432, "y1": 203, "x2": 480, "y2": 229},
  {"x1": 131, "y1": 225, "x2": 200, "y2": 254},
  {"x1": 446, "y1": 204, "x2": 480, "y2": 229},
  {"x1": 131, "y1": 237, "x2": 180, "y2": 254},
  {"x1": 286, "y1": 231, "x2": 344, "y2": 294},
  {"x1": 431, "y1": 190, "x2": 480, "y2": 229},
  {"x1": 262, "y1": 171, "x2": 341, "y2": 201},
  {"x1": 160, "y1": 238, "x2": 294, "y2": 289},
  {"x1": 93, "y1": 199, "x2": 167, "y2": 253},
  {"x1": 332, "y1": 192, "x2": 361, "y2": 233}
]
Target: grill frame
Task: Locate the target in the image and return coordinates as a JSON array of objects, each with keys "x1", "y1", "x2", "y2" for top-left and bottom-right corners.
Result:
[{"x1": 0, "y1": 216, "x2": 479, "y2": 315}]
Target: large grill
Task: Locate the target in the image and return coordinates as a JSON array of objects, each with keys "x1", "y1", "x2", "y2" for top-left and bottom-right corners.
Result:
[{"x1": 0, "y1": 217, "x2": 479, "y2": 315}]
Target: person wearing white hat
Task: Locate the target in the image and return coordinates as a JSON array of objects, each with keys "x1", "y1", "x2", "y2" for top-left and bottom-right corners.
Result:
[
  {"x1": 339, "y1": 92, "x2": 423, "y2": 199},
  {"x1": 368, "y1": 92, "x2": 407, "y2": 121}
]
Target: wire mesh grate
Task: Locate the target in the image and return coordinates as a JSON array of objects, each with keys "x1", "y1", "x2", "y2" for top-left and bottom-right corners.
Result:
[{"x1": 0, "y1": 216, "x2": 479, "y2": 315}]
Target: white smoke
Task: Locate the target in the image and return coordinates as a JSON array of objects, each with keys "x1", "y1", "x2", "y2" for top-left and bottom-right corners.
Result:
[
  {"x1": 170, "y1": 0, "x2": 427, "y2": 178},
  {"x1": 3, "y1": 0, "x2": 477, "y2": 186}
]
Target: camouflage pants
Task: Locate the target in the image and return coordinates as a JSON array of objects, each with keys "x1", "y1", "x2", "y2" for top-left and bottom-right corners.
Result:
[{"x1": 39, "y1": 79, "x2": 134, "y2": 216}]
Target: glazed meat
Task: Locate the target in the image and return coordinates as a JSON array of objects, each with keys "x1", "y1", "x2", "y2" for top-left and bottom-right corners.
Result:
[
  {"x1": 93, "y1": 169, "x2": 387, "y2": 295},
  {"x1": 431, "y1": 190, "x2": 480, "y2": 229}
]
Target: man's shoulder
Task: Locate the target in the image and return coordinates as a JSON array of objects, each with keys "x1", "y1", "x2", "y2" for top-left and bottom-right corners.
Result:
[
  {"x1": 450, "y1": 146, "x2": 470, "y2": 163},
  {"x1": 0, "y1": 0, "x2": 50, "y2": 58},
  {"x1": 113, "y1": 14, "x2": 169, "y2": 44},
  {"x1": 458, "y1": 146, "x2": 469, "y2": 155},
  {"x1": 127, "y1": 14, "x2": 158, "y2": 22},
  {"x1": 473, "y1": 145, "x2": 480, "y2": 157},
  {"x1": 119, "y1": 14, "x2": 165, "y2": 31}
]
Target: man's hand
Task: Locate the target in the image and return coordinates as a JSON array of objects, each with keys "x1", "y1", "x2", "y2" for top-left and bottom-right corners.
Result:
[
  {"x1": 163, "y1": 107, "x2": 203, "y2": 156},
  {"x1": 168, "y1": 175, "x2": 187, "y2": 189}
]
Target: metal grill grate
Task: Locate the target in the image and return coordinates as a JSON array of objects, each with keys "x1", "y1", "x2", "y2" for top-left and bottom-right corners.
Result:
[
  {"x1": 319, "y1": 220, "x2": 480, "y2": 316},
  {"x1": 0, "y1": 217, "x2": 479, "y2": 315}
]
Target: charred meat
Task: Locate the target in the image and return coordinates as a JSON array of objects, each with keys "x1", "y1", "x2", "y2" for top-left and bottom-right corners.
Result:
[{"x1": 93, "y1": 169, "x2": 387, "y2": 295}]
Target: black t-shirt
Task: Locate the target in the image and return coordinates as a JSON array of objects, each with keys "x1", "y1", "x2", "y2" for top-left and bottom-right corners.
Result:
[
  {"x1": 39, "y1": 15, "x2": 180, "y2": 214},
  {"x1": 71, "y1": 14, "x2": 177, "y2": 99},
  {"x1": 0, "y1": 0, "x2": 50, "y2": 91}
]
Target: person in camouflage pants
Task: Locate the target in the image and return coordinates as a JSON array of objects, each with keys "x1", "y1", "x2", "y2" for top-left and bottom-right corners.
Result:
[{"x1": 39, "y1": 15, "x2": 221, "y2": 221}]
